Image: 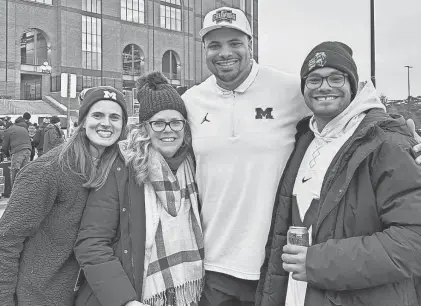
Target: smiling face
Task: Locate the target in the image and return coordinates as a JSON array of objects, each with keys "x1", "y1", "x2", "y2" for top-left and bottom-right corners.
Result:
[
  {"x1": 146, "y1": 110, "x2": 185, "y2": 158},
  {"x1": 83, "y1": 100, "x2": 124, "y2": 157},
  {"x1": 203, "y1": 27, "x2": 252, "y2": 90},
  {"x1": 303, "y1": 67, "x2": 352, "y2": 130}
]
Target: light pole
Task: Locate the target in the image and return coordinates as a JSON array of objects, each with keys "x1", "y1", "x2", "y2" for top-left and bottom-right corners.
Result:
[
  {"x1": 370, "y1": 0, "x2": 376, "y2": 87},
  {"x1": 40, "y1": 61, "x2": 52, "y2": 100},
  {"x1": 405, "y1": 65, "x2": 413, "y2": 112}
]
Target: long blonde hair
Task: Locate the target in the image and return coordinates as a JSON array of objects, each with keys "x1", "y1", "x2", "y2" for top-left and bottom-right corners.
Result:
[
  {"x1": 56, "y1": 115, "x2": 127, "y2": 190},
  {"x1": 120, "y1": 121, "x2": 191, "y2": 185}
]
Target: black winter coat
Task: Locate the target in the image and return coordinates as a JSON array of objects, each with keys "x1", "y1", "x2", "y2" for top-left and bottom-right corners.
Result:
[
  {"x1": 256, "y1": 109, "x2": 421, "y2": 306},
  {"x1": 1, "y1": 122, "x2": 31, "y2": 157},
  {"x1": 74, "y1": 155, "x2": 146, "y2": 306}
]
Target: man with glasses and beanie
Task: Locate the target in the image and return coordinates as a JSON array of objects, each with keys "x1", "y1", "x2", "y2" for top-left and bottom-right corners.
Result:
[
  {"x1": 182, "y1": 6, "x2": 311, "y2": 306},
  {"x1": 256, "y1": 41, "x2": 421, "y2": 306}
]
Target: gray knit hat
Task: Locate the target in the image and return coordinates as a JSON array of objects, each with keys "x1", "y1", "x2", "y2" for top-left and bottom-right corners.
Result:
[
  {"x1": 300, "y1": 41, "x2": 359, "y2": 101},
  {"x1": 136, "y1": 71, "x2": 187, "y2": 122}
]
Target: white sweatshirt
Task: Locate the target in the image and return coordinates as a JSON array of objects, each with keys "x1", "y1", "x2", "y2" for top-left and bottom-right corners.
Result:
[{"x1": 182, "y1": 61, "x2": 311, "y2": 280}]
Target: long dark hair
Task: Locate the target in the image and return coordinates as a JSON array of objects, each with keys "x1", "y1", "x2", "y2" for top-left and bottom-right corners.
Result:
[{"x1": 56, "y1": 114, "x2": 127, "y2": 190}]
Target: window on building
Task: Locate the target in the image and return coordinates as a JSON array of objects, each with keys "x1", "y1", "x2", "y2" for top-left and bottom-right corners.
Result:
[
  {"x1": 121, "y1": 0, "x2": 145, "y2": 23},
  {"x1": 162, "y1": 50, "x2": 180, "y2": 82},
  {"x1": 160, "y1": 0, "x2": 182, "y2": 31},
  {"x1": 82, "y1": 16, "x2": 102, "y2": 70},
  {"x1": 24, "y1": 0, "x2": 53, "y2": 4},
  {"x1": 122, "y1": 44, "x2": 144, "y2": 76},
  {"x1": 82, "y1": 0, "x2": 101, "y2": 14},
  {"x1": 21, "y1": 29, "x2": 48, "y2": 66},
  {"x1": 51, "y1": 75, "x2": 61, "y2": 92},
  {"x1": 82, "y1": 76, "x2": 102, "y2": 89}
]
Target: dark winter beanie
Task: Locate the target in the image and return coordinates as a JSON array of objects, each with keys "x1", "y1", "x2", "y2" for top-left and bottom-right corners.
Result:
[
  {"x1": 136, "y1": 71, "x2": 187, "y2": 122},
  {"x1": 300, "y1": 41, "x2": 359, "y2": 100},
  {"x1": 23, "y1": 112, "x2": 31, "y2": 120},
  {"x1": 78, "y1": 86, "x2": 128, "y2": 123},
  {"x1": 50, "y1": 116, "x2": 61, "y2": 124}
]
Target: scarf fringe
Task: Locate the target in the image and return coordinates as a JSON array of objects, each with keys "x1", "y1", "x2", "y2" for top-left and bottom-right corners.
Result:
[{"x1": 143, "y1": 278, "x2": 204, "y2": 306}]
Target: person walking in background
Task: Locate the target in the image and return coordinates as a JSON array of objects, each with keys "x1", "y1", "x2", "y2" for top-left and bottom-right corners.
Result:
[
  {"x1": 1, "y1": 116, "x2": 32, "y2": 188},
  {"x1": 28, "y1": 124, "x2": 37, "y2": 161},
  {"x1": 74, "y1": 72, "x2": 204, "y2": 306},
  {"x1": 4, "y1": 116, "x2": 13, "y2": 129},
  {"x1": 43, "y1": 115, "x2": 64, "y2": 154},
  {"x1": 257, "y1": 41, "x2": 421, "y2": 306},
  {"x1": 33, "y1": 118, "x2": 49, "y2": 157},
  {"x1": 22, "y1": 112, "x2": 31, "y2": 129},
  {"x1": 0, "y1": 86, "x2": 128, "y2": 305}
]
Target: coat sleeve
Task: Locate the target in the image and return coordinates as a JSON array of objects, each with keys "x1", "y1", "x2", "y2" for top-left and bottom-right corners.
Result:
[
  {"x1": 306, "y1": 142, "x2": 421, "y2": 291},
  {"x1": 255, "y1": 192, "x2": 291, "y2": 306},
  {"x1": 0, "y1": 160, "x2": 59, "y2": 305},
  {"x1": 74, "y1": 166, "x2": 138, "y2": 306},
  {"x1": 33, "y1": 129, "x2": 41, "y2": 147},
  {"x1": 43, "y1": 129, "x2": 52, "y2": 152},
  {"x1": 2, "y1": 130, "x2": 11, "y2": 157}
]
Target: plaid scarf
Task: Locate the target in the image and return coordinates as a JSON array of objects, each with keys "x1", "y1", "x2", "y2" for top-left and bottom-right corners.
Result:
[{"x1": 142, "y1": 149, "x2": 205, "y2": 306}]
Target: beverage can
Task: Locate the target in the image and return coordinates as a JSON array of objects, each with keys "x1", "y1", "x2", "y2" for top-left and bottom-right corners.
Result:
[{"x1": 287, "y1": 226, "x2": 309, "y2": 247}]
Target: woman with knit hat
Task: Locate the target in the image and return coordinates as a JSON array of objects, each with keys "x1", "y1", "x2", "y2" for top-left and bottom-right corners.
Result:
[
  {"x1": 74, "y1": 71, "x2": 205, "y2": 306},
  {"x1": 0, "y1": 86, "x2": 128, "y2": 305}
]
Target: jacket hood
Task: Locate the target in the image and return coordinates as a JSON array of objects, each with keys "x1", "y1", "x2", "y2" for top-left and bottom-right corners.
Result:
[
  {"x1": 45, "y1": 123, "x2": 58, "y2": 131},
  {"x1": 15, "y1": 121, "x2": 28, "y2": 129},
  {"x1": 309, "y1": 80, "x2": 386, "y2": 142}
]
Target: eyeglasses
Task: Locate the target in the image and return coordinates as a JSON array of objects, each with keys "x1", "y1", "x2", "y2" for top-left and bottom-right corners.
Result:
[
  {"x1": 148, "y1": 120, "x2": 186, "y2": 132},
  {"x1": 304, "y1": 73, "x2": 348, "y2": 89}
]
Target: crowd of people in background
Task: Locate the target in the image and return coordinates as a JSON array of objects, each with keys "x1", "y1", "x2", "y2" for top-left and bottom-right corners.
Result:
[{"x1": 0, "y1": 113, "x2": 67, "y2": 187}]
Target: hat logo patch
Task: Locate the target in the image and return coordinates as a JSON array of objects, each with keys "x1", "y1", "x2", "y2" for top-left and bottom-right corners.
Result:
[
  {"x1": 308, "y1": 52, "x2": 327, "y2": 71},
  {"x1": 104, "y1": 91, "x2": 117, "y2": 100},
  {"x1": 213, "y1": 9, "x2": 236, "y2": 23}
]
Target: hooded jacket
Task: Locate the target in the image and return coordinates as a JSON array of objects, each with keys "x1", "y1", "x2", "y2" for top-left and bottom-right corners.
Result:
[
  {"x1": 256, "y1": 82, "x2": 421, "y2": 306},
  {"x1": 33, "y1": 122, "x2": 47, "y2": 151},
  {"x1": 43, "y1": 123, "x2": 64, "y2": 154},
  {"x1": 1, "y1": 121, "x2": 32, "y2": 158}
]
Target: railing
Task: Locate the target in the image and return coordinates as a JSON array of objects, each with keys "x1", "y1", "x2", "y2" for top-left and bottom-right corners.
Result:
[
  {"x1": 21, "y1": 57, "x2": 49, "y2": 66},
  {"x1": 123, "y1": 69, "x2": 142, "y2": 76},
  {"x1": 162, "y1": 72, "x2": 181, "y2": 80},
  {"x1": 0, "y1": 99, "x2": 20, "y2": 114}
]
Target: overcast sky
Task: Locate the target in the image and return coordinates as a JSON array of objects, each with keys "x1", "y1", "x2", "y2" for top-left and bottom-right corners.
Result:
[{"x1": 258, "y1": 0, "x2": 421, "y2": 100}]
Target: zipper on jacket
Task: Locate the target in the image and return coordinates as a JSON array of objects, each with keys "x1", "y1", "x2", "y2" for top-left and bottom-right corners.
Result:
[
  {"x1": 127, "y1": 169, "x2": 136, "y2": 286},
  {"x1": 230, "y1": 91, "x2": 236, "y2": 137}
]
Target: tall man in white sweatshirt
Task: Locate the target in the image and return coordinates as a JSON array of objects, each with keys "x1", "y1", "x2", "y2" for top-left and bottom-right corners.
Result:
[{"x1": 182, "y1": 7, "x2": 310, "y2": 305}]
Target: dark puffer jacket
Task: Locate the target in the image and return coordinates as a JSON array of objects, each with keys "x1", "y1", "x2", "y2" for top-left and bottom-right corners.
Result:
[
  {"x1": 256, "y1": 109, "x2": 421, "y2": 306},
  {"x1": 0, "y1": 146, "x2": 89, "y2": 305},
  {"x1": 74, "y1": 155, "x2": 146, "y2": 306}
]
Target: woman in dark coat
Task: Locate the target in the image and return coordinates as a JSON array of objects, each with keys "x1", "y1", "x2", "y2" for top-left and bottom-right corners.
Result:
[
  {"x1": 74, "y1": 72, "x2": 205, "y2": 306},
  {"x1": 0, "y1": 86, "x2": 128, "y2": 305}
]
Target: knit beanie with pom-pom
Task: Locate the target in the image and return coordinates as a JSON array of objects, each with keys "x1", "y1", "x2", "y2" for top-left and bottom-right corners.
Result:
[{"x1": 136, "y1": 71, "x2": 187, "y2": 122}]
